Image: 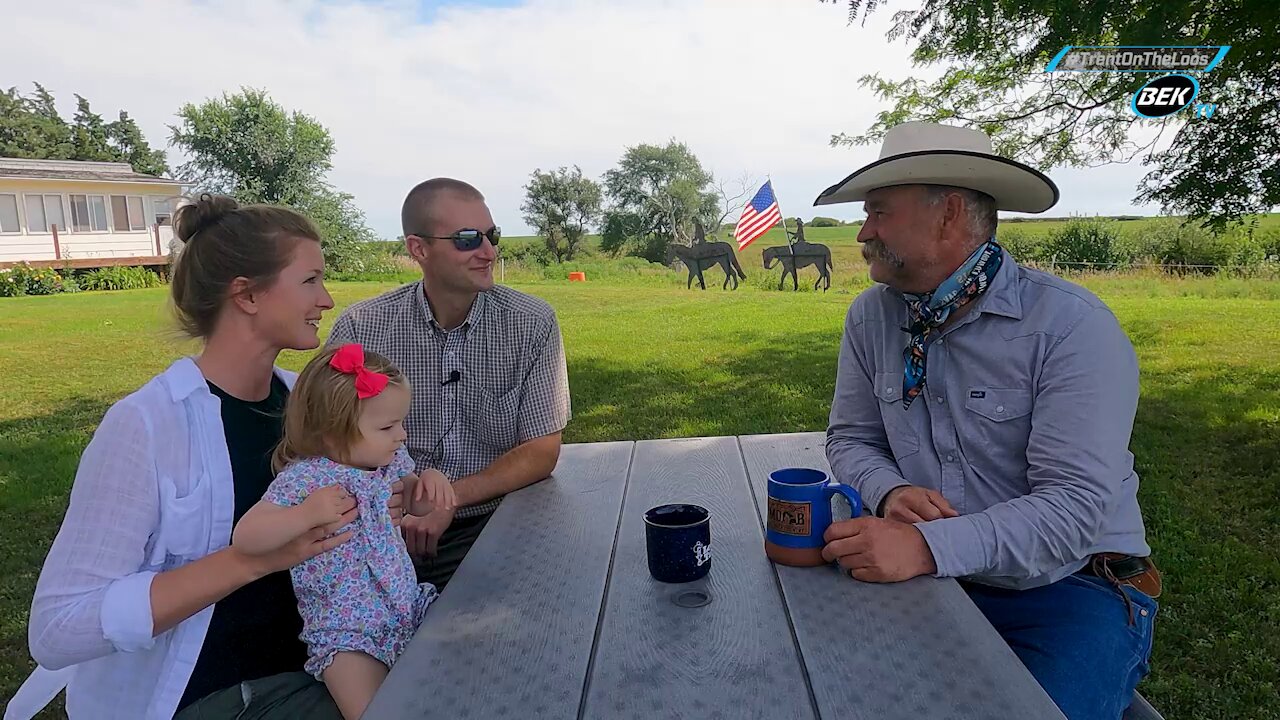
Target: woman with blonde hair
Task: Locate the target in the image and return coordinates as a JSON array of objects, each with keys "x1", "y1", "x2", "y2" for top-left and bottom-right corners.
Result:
[{"x1": 11, "y1": 194, "x2": 402, "y2": 719}]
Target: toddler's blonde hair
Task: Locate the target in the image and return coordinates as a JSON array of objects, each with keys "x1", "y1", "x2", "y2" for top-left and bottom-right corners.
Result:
[{"x1": 272, "y1": 345, "x2": 407, "y2": 471}]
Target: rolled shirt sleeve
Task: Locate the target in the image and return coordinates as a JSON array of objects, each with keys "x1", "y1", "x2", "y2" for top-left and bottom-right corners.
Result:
[{"x1": 99, "y1": 571, "x2": 160, "y2": 653}]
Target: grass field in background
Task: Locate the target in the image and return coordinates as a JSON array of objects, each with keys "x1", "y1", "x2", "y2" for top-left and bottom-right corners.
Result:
[
  {"x1": 364, "y1": 214, "x2": 1280, "y2": 295},
  {"x1": 2, "y1": 269, "x2": 1278, "y2": 718}
]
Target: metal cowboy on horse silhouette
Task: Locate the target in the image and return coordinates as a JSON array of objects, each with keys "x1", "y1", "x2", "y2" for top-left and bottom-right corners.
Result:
[
  {"x1": 665, "y1": 220, "x2": 748, "y2": 290},
  {"x1": 762, "y1": 218, "x2": 833, "y2": 291}
]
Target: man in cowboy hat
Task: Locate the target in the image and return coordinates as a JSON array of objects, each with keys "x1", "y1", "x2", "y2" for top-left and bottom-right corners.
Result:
[{"x1": 816, "y1": 122, "x2": 1161, "y2": 719}]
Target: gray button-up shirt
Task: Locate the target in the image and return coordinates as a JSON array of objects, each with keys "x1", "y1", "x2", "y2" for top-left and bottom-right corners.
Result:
[
  {"x1": 329, "y1": 282, "x2": 571, "y2": 518},
  {"x1": 827, "y1": 250, "x2": 1150, "y2": 590}
]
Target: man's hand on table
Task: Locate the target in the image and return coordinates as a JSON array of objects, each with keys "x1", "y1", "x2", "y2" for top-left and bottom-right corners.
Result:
[
  {"x1": 822, "y1": 517, "x2": 938, "y2": 582},
  {"x1": 881, "y1": 485, "x2": 958, "y2": 523}
]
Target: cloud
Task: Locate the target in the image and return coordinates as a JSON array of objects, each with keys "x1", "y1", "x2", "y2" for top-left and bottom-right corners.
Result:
[{"x1": 3, "y1": 0, "x2": 1164, "y2": 237}]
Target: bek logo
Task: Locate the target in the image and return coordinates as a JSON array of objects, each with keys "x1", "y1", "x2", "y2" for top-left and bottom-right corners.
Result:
[{"x1": 1131, "y1": 74, "x2": 1214, "y2": 118}]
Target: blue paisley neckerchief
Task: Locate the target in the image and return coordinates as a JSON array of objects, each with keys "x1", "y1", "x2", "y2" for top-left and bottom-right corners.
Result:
[{"x1": 901, "y1": 239, "x2": 1003, "y2": 409}]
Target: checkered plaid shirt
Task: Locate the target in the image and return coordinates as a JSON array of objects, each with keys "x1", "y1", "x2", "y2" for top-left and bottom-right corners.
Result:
[{"x1": 328, "y1": 282, "x2": 571, "y2": 518}]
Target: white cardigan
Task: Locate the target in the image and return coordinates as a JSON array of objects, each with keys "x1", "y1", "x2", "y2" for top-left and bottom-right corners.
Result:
[{"x1": 6, "y1": 358, "x2": 297, "y2": 720}]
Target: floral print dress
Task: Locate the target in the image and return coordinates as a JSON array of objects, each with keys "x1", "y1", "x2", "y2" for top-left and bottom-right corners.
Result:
[{"x1": 263, "y1": 445, "x2": 437, "y2": 677}]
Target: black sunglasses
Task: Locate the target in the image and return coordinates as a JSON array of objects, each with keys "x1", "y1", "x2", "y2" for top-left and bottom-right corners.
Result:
[{"x1": 412, "y1": 226, "x2": 501, "y2": 252}]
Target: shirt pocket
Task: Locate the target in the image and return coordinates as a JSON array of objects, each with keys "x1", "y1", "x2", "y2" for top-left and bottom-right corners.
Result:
[
  {"x1": 962, "y1": 387, "x2": 1034, "y2": 476},
  {"x1": 475, "y1": 386, "x2": 521, "y2": 449},
  {"x1": 873, "y1": 371, "x2": 920, "y2": 460},
  {"x1": 964, "y1": 387, "x2": 1032, "y2": 422},
  {"x1": 147, "y1": 474, "x2": 210, "y2": 567}
]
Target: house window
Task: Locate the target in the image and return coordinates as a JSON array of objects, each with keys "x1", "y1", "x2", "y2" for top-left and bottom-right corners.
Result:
[
  {"x1": 128, "y1": 196, "x2": 145, "y2": 230},
  {"x1": 152, "y1": 196, "x2": 175, "y2": 226},
  {"x1": 24, "y1": 194, "x2": 66, "y2": 233},
  {"x1": 111, "y1": 195, "x2": 146, "y2": 232},
  {"x1": 70, "y1": 194, "x2": 109, "y2": 232},
  {"x1": 0, "y1": 194, "x2": 19, "y2": 233}
]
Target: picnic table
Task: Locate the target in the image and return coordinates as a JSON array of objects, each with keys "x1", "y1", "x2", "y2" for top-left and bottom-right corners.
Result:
[{"x1": 365, "y1": 431, "x2": 1076, "y2": 719}]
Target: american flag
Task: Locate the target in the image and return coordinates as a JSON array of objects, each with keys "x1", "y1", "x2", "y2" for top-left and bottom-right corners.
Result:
[{"x1": 734, "y1": 180, "x2": 782, "y2": 251}]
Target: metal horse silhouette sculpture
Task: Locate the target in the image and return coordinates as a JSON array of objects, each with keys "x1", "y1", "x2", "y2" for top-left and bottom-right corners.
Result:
[
  {"x1": 763, "y1": 221, "x2": 833, "y2": 291},
  {"x1": 665, "y1": 222, "x2": 747, "y2": 290}
]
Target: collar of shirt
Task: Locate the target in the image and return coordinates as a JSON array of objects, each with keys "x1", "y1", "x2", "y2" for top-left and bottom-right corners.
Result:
[
  {"x1": 163, "y1": 356, "x2": 213, "y2": 403},
  {"x1": 416, "y1": 281, "x2": 489, "y2": 335},
  {"x1": 163, "y1": 356, "x2": 300, "y2": 403},
  {"x1": 972, "y1": 250, "x2": 1023, "y2": 321},
  {"x1": 888, "y1": 248, "x2": 1025, "y2": 328}
]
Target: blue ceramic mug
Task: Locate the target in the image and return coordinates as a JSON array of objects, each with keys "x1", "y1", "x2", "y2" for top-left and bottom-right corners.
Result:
[
  {"x1": 644, "y1": 503, "x2": 712, "y2": 583},
  {"x1": 764, "y1": 468, "x2": 863, "y2": 567}
]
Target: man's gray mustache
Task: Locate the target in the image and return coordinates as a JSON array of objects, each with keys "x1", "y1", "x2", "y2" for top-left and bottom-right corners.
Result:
[{"x1": 862, "y1": 240, "x2": 904, "y2": 267}]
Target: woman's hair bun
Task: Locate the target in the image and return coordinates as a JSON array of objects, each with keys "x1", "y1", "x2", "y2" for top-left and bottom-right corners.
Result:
[{"x1": 174, "y1": 193, "x2": 240, "y2": 244}]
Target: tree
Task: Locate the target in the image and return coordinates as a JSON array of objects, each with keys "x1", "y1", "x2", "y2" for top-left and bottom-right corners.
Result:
[
  {"x1": 169, "y1": 88, "x2": 377, "y2": 268},
  {"x1": 0, "y1": 84, "x2": 70, "y2": 158},
  {"x1": 298, "y1": 188, "x2": 381, "y2": 271},
  {"x1": 809, "y1": 216, "x2": 843, "y2": 227},
  {"x1": 521, "y1": 166, "x2": 603, "y2": 263},
  {"x1": 706, "y1": 173, "x2": 755, "y2": 241},
  {"x1": 600, "y1": 140, "x2": 720, "y2": 262},
  {"x1": 106, "y1": 111, "x2": 169, "y2": 177},
  {"x1": 819, "y1": 0, "x2": 1278, "y2": 229},
  {"x1": 70, "y1": 95, "x2": 113, "y2": 163},
  {"x1": 0, "y1": 83, "x2": 168, "y2": 175},
  {"x1": 170, "y1": 88, "x2": 334, "y2": 205}
]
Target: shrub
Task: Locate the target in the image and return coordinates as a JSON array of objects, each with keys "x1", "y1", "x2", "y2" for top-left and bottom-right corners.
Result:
[
  {"x1": 1, "y1": 264, "x2": 158, "y2": 296},
  {"x1": 78, "y1": 266, "x2": 162, "y2": 291},
  {"x1": 1116, "y1": 222, "x2": 1173, "y2": 264},
  {"x1": 324, "y1": 241, "x2": 404, "y2": 278},
  {"x1": 996, "y1": 226, "x2": 1044, "y2": 263},
  {"x1": 808, "y1": 216, "x2": 842, "y2": 227},
  {"x1": 0, "y1": 263, "x2": 69, "y2": 295},
  {"x1": 1248, "y1": 226, "x2": 1280, "y2": 262},
  {"x1": 501, "y1": 240, "x2": 554, "y2": 266},
  {"x1": 1043, "y1": 217, "x2": 1121, "y2": 267},
  {"x1": 1158, "y1": 222, "x2": 1234, "y2": 272},
  {"x1": 1115, "y1": 219, "x2": 1268, "y2": 274},
  {"x1": 0, "y1": 267, "x2": 22, "y2": 297},
  {"x1": 1225, "y1": 234, "x2": 1267, "y2": 270},
  {"x1": 27, "y1": 266, "x2": 63, "y2": 295}
]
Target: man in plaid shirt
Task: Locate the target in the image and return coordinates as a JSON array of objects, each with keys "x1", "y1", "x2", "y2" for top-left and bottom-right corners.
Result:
[{"x1": 328, "y1": 178, "x2": 571, "y2": 589}]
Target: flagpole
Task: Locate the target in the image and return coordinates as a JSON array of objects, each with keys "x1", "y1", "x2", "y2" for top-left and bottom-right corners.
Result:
[{"x1": 769, "y1": 175, "x2": 795, "y2": 255}]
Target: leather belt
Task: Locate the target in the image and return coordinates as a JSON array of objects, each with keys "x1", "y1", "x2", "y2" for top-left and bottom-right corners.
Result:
[{"x1": 1078, "y1": 553, "x2": 1163, "y2": 625}]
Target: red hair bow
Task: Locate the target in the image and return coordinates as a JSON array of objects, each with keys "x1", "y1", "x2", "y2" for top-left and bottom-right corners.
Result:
[{"x1": 329, "y1": 343, "x2": 389, "y2": 399}]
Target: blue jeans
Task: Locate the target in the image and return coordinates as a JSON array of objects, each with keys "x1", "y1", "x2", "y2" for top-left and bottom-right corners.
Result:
[{"x1": 962, "y1": 573, "x2": 1158, "y2": 720}]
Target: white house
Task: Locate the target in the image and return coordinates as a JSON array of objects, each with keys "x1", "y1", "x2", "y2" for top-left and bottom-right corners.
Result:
[{"x1": 0, "y1": 157, "x2": 186, "y2": 268}]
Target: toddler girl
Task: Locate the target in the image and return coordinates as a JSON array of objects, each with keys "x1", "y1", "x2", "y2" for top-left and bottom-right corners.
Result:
[{"x1": 232, "y1": 343, "x2": 455, "y2": 719}]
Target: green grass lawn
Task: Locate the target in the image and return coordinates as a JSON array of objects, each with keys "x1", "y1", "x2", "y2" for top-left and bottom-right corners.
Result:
[{"x1": 2, "y1": 272, "x2": 1278, "y2": 719}]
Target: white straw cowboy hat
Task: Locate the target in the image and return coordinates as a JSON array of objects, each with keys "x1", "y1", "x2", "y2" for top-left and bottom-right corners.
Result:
[{"x1": 813, "y1": 121, "x2": 1059, "y2": 213}]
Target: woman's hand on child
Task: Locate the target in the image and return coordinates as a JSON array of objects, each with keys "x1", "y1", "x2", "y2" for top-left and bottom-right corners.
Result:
[
  {"x1": 246, "y1": 523, "x2": 357, "y2": 577},
  {"x1": 301, "y1": 485, "x2": 359, "y2": 530},
  {"x1": 387, "y1": 479, "x2": 405, "y2": 528},
  {"x1": 235, "y1": 490, "x2": 358, "y2": 577},
  {"x1": 414, "y1": 469, "x2": 458, "y2": 513}
]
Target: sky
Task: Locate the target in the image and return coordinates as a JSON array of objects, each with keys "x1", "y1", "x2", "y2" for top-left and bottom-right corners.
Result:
[{"x1": 3, "y1": 0, "x2": 1168, "y2": 238}]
